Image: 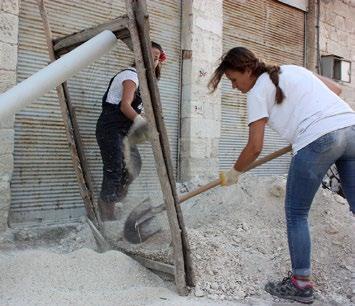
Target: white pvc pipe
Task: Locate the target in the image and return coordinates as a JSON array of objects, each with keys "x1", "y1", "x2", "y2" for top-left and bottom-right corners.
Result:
[{"x1": 0, "y1": 30, "x2": 117, "y2": 120}]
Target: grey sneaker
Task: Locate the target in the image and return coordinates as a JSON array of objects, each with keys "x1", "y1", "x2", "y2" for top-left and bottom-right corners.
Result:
[{"x1": 265, "y1": 272, "x2": 314, "y2": 304}]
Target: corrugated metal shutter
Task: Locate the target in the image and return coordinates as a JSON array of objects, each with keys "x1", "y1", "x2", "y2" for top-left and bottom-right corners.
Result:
[
  {"x1": 10, "y1": 0, "x2": 181, "y2": 225},
  {"x1": 220, "y1": 0, "x2": 305, "y2": 175}
]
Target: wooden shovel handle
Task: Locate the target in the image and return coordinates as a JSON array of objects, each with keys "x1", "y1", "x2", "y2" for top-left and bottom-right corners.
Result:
[
  {"x1": 178, "y1": 145, "x2": 292, "y2": 204},
  {"x1": 244, "y1": 144, "x2": 292, "y2": 172},
  {"x1": 178, "y1": 178, "x2": 222, "y2": 203}
]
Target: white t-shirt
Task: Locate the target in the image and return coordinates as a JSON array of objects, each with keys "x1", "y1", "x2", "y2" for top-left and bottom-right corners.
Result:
[
  {"x1": 247, "y1": 65, "x2": 355, "y2": 153},
  {"x1": 105, "y1": 67, "x2": 139, "y2": 105}
]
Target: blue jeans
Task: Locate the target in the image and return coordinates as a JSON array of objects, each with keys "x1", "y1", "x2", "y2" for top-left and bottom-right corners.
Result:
[{"x1": 286, "y1": 125, "x2": 355, "y2": 276}]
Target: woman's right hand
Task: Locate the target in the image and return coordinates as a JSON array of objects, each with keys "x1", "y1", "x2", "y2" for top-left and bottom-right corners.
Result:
[
  {"x1": 219, "y1": 168, "x2": 242, "y2": 186},
  {"x1": 127, "y1": 115, "x2": 150, "y2": 144}
]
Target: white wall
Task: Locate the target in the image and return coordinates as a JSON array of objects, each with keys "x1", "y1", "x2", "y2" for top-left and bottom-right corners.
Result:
[
  {"x1": 179, "y1": 0, "x2": 223, "y2": 181},
  {"x1": 0, "y1": 0, "x2": 20, "y2": 232}
]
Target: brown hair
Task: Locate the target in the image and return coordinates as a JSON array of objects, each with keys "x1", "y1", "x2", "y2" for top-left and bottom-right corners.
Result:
[
  {"x1": 131, "y1": 41, "x2": 163, "y2": 80},
  {"x1": 208, "y1": 47, "x2": 285, "y2": 104},
  {"x1": 151, "y1": 41, "x2": 163, "y2": 80}
]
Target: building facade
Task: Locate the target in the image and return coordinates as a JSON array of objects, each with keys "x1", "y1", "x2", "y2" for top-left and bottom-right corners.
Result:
[
  {"x1": 0, "y1": 0, "x2": 354, "y2": 229},
  {"x1": 0, "y1": 0, "x2": 19, "y2": 231}
]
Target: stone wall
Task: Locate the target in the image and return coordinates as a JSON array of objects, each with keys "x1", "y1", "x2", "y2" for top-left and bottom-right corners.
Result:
[
  {"x1": 179, "y1": 0, "x2": 223, "y2": 180},
  {"x1": 1, "y1": 0, "x2": 354, "y2": 226},
  {"x1": 0, "y1": 0, "x2": 19, "y2": 232},
  {"x1": 320, "y1": 0, "x2": 355, "y2": 109}
]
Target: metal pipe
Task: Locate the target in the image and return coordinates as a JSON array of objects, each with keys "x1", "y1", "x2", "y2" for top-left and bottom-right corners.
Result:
[
  {"x1": 0, "y1": 30, "x2": 117, "y2": 120},
  {"x1": 316, "y1": 0, "x2": 321, "y2": 73}
]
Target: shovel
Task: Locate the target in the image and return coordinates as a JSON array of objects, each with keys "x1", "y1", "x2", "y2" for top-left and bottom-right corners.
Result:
[{"x1": 124, "y1": 145, "x2": 292, "y2": 244}]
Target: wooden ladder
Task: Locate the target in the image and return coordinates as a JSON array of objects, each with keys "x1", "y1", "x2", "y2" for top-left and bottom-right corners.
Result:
[{"x1": 36, "y1": 0, "x2": 191, "y2": 295}]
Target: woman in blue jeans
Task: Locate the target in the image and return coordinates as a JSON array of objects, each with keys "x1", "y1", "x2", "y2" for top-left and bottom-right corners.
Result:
[{"x1": 209, "y1": 47, "x2": 355, "y2": 304}]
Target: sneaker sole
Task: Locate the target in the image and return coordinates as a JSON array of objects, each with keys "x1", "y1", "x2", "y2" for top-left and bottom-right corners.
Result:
[
  {"x1": 265, "y1": 287, "x2": 314, "y2": 304},
  {"x1": 270, "y1": 291, "x2": 314, "y2": 304},
  {"x1": 284, "y1": 294, "x2": 314, "y2": 304}
]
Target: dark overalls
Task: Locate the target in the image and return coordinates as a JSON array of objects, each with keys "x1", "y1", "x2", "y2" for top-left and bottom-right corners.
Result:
[{"x1": 96, "y1": 69, "x2": 142, "y2": 203}]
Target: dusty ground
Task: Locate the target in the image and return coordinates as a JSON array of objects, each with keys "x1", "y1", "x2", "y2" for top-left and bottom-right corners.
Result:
[
  {"x1": 180, "y1": 175, "x2": 354, "y2": 305},
  {"x1": 0, "y1": 247, "x2": 253, "y2": 306},
  {"x1": 0, "y1": 174, "x2": 354, "y2": 305}
]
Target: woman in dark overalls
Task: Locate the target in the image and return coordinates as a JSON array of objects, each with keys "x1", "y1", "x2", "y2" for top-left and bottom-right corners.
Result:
[{"x1": 96, "y1": 41, "x2": 166, "y2": 221}]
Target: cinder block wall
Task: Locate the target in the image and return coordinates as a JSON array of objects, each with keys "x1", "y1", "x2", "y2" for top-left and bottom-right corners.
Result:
[
  {"x1": 179, "y1": 0, "x2": 223, "y2": 181},
  {"x1": 320, "y1": 0, "x2": 355, "y2": 109},
  {"x1": 0, "y1": 0, "x2": 19, "y2": 232}
]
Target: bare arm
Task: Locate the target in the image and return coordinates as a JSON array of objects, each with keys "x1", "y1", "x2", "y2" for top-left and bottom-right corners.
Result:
[
  {"x1": 316, "y1": 74, "x2": 342, "y2": 96},
  {"x1": 234, "y1": 118, "x2": 267, "y2": 171},
  {"x1": 120, "y1": 80, "x2": 139, "y2": 121}
]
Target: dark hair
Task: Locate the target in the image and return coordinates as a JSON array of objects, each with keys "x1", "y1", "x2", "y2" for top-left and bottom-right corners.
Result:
[
  {"x1": 208, "y1": 47, "x2": 285, "y2": 104},
  {"x1": 151, "y1": 41, "x2": 163, "y2": 80},
  {"x1": 131, "y1": 41, "x2": 163, "y2": 80}
]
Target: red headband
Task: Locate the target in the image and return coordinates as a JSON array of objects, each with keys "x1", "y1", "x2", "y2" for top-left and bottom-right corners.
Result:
[{"x1": 159, "y1": 50, "x2": 167, "y2": 63}]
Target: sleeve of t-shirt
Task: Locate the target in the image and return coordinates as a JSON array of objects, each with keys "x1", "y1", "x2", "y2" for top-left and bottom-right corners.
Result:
[
  {"x1": 120, "y1": 70, "x2": 139, "y2": 87},
  {"x1": 247, "y1": 91, "x2": 270, "y2": 125}
]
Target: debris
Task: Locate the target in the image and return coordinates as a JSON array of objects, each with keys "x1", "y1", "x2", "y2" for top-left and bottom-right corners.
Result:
[
  {"x1": 181, "y1": 175, "x2": 353, "y2": 305},
  {"x1": 0, "y1": 174, "x2": 353, "y2": 305}
]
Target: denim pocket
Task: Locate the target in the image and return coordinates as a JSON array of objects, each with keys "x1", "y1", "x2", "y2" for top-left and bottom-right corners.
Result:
[{"x1": 309, "y1": 132, "x2": 336, "y2": 153}]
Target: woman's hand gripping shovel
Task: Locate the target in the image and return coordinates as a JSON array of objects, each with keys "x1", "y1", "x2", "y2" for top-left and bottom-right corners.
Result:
[{"x1": 124, "y1": 145, "x2": 292, "y2": 244}]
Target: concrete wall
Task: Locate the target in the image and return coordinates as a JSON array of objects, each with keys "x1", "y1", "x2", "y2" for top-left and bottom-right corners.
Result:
[
  {"x1": 179, "y1": 0, "x2": 223, "y2": 181},
  {"x1": 1, "y1": 0, "x2": 354, "y2": 228},
  {"x1": 319, "y1": 0, "x2": 355, "y2": 109},
  {"x1": 0, "y1": 0, "x2": 19, "y2": 232},
  {"x1": 305, "y1": 0, "x2": 317, "y2": 72},
  {"x1": 178, "y1": 0, "x2": 355, "y2": 180}
]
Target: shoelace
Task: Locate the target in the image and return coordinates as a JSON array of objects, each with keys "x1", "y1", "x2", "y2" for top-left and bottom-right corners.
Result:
[{"x1": 281, "y1": 271, "x2": 294, "y2": 285}]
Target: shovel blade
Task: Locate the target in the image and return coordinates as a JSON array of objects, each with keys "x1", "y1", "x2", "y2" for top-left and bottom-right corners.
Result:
[{"x1": 123, "y1": 197, "x2": 163, "y2": 244}]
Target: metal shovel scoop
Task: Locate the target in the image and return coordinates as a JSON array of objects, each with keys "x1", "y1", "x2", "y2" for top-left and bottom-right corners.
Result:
[{"x1": 124, "y1": 145, "x2": 292, "y2": 244}]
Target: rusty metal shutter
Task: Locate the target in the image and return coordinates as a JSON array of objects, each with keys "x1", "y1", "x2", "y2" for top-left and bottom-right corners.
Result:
[
  {"x1": 220, "y1": 0, "x2": 305, "y2": 174},
  {"x1": 10, "y1": 0, "x2": 181, "y2": 225}
]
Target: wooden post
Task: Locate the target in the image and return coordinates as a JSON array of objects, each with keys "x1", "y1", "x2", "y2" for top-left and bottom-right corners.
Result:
[
  {"x1": 36, "y1": 0, "x2": 102, "y2": 230},
  {"x1": 132, "y1": 0, "x2": 195, "y2": 287},
  {"x1": 52, "y1": 16, "x2": 131, "y2": 56},
  {"x1": 126, "y1": 0, "x2": 188, "y2": 295}
]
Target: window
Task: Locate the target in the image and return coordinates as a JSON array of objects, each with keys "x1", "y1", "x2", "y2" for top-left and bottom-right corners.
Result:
[
  {"x1": 321, "y1": 55, "x2": 351, "y2": 83},
  {"x1": 277, "y1": 0, "x2": 308, "y2": 12}
]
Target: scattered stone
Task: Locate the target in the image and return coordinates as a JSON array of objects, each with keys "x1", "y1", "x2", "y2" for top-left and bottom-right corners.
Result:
[
  {"x1": 269, "y1": 177, "x2": 286, "y2": 198},
  {"x1": 194, "y1": 286, "x2": 205, "y2": 297},
  {"x1": 0, "y1": 174, "x2": 352, "y2": 305},
  {"x1": 325, "y1": 224, "x2": 339, "y2": 235},
  {"x1": 334, "y1": 194, "x2": 347, "y2": 205},
  {"x1": 182, "y1": 175, "x2": 353, "y2": 304}
]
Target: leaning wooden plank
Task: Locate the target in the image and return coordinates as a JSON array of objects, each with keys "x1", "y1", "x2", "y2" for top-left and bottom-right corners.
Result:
[
  {"x1": 86, "y1": 218, "x2": 111, "y2": 252},
  {"x1": 129, "y1": 255, "x2": 175, "y2": 276},
  {"x1": 62, "y1": 82, "x2": 103, "y2": 230},
  {"x1": 125, "y1": 0, "x2": 187, "y2": 296},
  {"x1": 53, "y1": 16, "x2": 130, "y2": 55},
  {"x1": 133, "y1": 0, "x2": 195, "y2": 287},
  {"x1": 86, "y1": 218, "x2": 174, "y2": 275},
  {"x1": 36, "y1": 0, "x2": 101, "y2": 230}
]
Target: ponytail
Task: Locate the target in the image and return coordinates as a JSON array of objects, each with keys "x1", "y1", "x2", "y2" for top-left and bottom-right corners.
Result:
[
  {"x1": 255, "y1": 62, "x2": 285, "y2": 104},
  {"x1": 209, "y1": 47, "x2": 285, "y2": 104}
]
